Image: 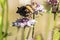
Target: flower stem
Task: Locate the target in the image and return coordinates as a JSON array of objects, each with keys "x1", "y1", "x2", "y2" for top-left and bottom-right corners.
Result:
[{"x1": 5, "y1": 0, "x2": 9, "y2": 40}]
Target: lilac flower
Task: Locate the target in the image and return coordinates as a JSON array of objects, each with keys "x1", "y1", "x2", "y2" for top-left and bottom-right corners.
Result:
[
  {"x1": 12, "y1": 18, "x2": 36, "y2": 27},
  {"x1": 47, "y1": 0, "x2": 59, "y2": 5}
]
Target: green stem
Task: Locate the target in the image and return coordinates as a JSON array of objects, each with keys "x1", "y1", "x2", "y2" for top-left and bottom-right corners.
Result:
[
  {"x1": 26, "y1": 27, "x2": 31, "y2": 39},
  {"x1": 0, "y1": 6, "x2": 5, "y2": 40},
  {"x1": 32, "y1": 13, "x2": 35, "y2": 38},
  {"x1": 5, "y1": 0, "x2": 8, "y2": 40},
  {"x1": 54, "y1": 13, "x2": 57, "y2": 28},
  {"x1": 21, "y1": 27, "x2": 25, "y2": 40},
  {"x1": 53, "y1": 13, "x2": 57, "y2": 40},
  {"x1": 59, "y1": 30, "x2": 60, "y2": 40},
  {"x1": 46, "y1": 9, "x2": 52, "y2": 40}
]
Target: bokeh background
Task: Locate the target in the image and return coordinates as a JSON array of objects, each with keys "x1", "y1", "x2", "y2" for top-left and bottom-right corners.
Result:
[{"x1": 0, "y1": 0, "x2": 60, "y2": 40}]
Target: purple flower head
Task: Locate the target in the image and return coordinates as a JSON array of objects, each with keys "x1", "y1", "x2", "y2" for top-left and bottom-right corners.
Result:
[
  {"x1": 47, "y1": 0, "x2": 58, "y2": 5},
  {"x1": 36, "y1": 3, "x2": 40, "y2": 7},
  {"x1": 16, "y1": 18, "x2": 29, "y2": 23}
]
